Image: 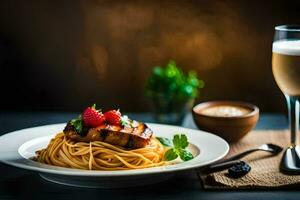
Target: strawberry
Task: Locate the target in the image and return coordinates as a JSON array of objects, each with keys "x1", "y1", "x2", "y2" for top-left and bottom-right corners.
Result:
[
  {"x1": 82, "y1": 104, "x2": 106, "y2": 127},
  {"x1": 104, "y1": 110, "x2": 121, "y2": 125}
]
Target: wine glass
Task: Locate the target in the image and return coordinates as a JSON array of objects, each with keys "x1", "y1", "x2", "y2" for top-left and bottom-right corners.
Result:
[{"x1": 272, "y1": 25, "x2": 300, "y2": 172}]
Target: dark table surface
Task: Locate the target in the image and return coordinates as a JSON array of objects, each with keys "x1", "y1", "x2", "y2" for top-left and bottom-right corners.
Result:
[{"x1": 0, "y1": 112, "x2": 299, "y2": 200}]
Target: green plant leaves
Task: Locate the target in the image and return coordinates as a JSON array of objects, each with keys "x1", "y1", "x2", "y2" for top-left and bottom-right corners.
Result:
[
  {"x1": 179, "y1": 149, "x2": 194, "y2": 161},
  {"x1": 156, "y1": 137, "x2": 173, "y2": 147},
  {"x1": 164, "y1": 148, "x2": 178, "y2": 161},
  {"x1": 157, "y1": 134, "x2": 194, "y2": 162},
  {"x1": 145, "y1": 60, "x2": 204, "y2": 100},
  {"x1": 173, "y1": 134, "x2": 189, "y2": 149},
  {"x1": 70, "y1": 115, "x2": 83, "y2": 133}
]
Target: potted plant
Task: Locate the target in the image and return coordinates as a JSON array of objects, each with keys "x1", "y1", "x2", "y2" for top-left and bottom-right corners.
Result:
[{"x1": 145, "y1": 60, "x2": 204, "y2": 124}]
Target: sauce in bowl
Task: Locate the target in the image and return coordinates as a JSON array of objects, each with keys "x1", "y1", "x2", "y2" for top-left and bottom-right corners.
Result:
[
  {"x1": 192, "y1": 101, "x2": 259, "y2": 142},
  {"x1": 199, "y1": 105, "x2": 251, "y2": 117}
]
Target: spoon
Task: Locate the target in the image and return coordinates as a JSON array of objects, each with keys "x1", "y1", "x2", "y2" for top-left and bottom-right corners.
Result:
[
  {"x1": 222, "y1": 143, "x2": 283, "y2": 162},
  {"x1": 206, "y1": 143, "x2": 283, "y2": 173}
]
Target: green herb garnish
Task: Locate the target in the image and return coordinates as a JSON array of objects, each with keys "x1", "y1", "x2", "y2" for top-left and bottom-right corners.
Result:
[
  {"x1": 120, "y1": 119, "x2": 128, "y2": 127},
  {"x1": 120, "y1": 115, "x2": 133, "y2": 127},
  {"x1": 173, "y1": 134, "x2": 188, "y2": 149},
  {"x1": 165, "y1": 148, "x2": 178, "y2": 160},
  {"x1": 158, "y1": 134, "x2": 194, "y2": 161},
  {"x1": 178, "y1": 149, "x2": 194, "y2": 161},
  {"x1": 156, "y1": 137, "x2": 172, "y2": 147},
  {"x1": 70, "y1": 115, "x2": 83, "y2": 133}
]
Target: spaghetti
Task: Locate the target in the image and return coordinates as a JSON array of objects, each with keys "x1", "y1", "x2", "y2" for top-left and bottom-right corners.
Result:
[{"x1": 35, "y1": 132, "x2": 167, "y2": 170}]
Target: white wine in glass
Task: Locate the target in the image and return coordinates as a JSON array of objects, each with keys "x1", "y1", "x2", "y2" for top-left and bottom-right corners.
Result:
[{"x1": 272, "y1": 25, "x2": 300, "y2": 172}]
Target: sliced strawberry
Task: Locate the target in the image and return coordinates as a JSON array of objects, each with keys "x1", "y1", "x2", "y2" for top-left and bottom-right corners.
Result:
[
  {"x1": 82, "y1": 105, "x2": 106, "y2": 127},
  {"x1": 104, "y1": 110, "x2": 121, "y2": 125}
]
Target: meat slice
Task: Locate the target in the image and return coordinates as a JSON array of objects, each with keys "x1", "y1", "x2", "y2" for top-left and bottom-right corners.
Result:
[{"x1": 63, "y1": 122, "x2": 153, "y2": 149}]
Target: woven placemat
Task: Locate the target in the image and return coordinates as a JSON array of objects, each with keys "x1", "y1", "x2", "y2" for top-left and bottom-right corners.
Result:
[{"x1": 198, "y1": 130, "x2": 300, "y2": 189}]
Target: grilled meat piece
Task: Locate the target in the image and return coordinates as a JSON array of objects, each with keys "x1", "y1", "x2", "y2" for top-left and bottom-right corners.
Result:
[{"x1": 63, "y1": 122, "x2": 153, "y2": 149}]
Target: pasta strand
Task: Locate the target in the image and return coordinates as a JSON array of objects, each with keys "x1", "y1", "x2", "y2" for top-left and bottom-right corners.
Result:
[{"x1": 35, "y1": 133, "x2": 167, "y2": 170}]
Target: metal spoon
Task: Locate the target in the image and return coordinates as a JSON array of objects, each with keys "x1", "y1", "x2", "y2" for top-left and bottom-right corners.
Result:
[
  {"x1": 223, "y1": 143, "x2": 283, "y2": 162},
  {"x1": 206, "y1": 143, "x2": 283, "y2": 173}
]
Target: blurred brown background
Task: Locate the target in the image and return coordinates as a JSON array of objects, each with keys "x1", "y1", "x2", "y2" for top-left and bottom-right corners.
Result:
[{"x1": 0, "y1": 0, "x2": 299, "y2": 112}]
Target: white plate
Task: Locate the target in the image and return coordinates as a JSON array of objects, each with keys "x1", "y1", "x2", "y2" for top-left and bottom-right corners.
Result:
[{"x1": 0, "y1": 123, "x2": 229, "y2": 188}]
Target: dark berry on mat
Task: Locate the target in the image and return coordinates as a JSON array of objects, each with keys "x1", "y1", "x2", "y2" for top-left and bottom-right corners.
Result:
[{"x1": 228, "y1": 161, "x2": 251, "y2": 178}]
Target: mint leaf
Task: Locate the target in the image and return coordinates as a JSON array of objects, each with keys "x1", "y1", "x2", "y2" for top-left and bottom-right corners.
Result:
[
  {"x1": 179, "y1": 134, "x2": 189, "y2": 149},
  {"x1": 120, "y1": 115, "x2": 133, "y2": 127},
  {"x1": 70, "y1": 115, "x2": 83, "y2": 133},
  {"x1": 172, "y1": 134, "x2": 188, "y2": 149},
  {"x1": 120, "y1": 119, "x2": 128, "y2": 126},
  {"x1": 173, "y1": 134, "x2": 181, "y2": 149},
  {"x1": 164, "y1": 149, "x2": 178, "y2": 161},
  {"x1": 179, "y1": 149, "x2": 194, "y2": 161},
  {"x1": 162, "y1": 134, "x2": 194, "y2": 162},
  {"x1": 156, "y1": 137, "x2": 173, "y2": 147}
]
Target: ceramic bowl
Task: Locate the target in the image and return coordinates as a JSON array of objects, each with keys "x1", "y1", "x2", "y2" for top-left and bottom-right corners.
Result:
[{"x1": 192, "y1": 101, "x2": 259, "y2": 143}]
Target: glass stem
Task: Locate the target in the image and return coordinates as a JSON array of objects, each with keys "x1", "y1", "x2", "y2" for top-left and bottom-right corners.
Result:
[{"x1": 285, "y1": 95, "x2": 299, "y2": 146}]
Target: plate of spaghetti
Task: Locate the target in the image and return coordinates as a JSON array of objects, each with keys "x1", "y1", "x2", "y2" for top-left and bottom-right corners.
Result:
[{"x1": 0, "y1": 105, "x2": 229, "y2": 188}]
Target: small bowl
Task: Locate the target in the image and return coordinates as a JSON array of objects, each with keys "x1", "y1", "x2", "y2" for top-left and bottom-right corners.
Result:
[{"x1": 192, "y1": 101, "x2": 259, "y2": 143}]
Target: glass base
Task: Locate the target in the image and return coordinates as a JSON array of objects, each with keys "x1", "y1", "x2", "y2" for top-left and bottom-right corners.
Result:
[{"x1": 280, "y1": 145, "x2": 300, "y2": 174}]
